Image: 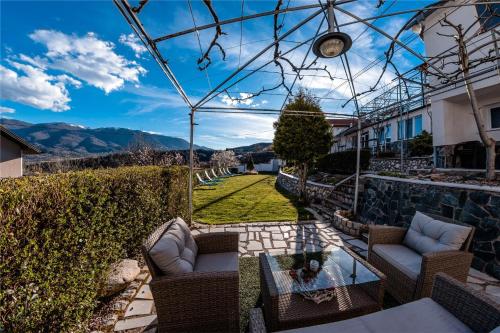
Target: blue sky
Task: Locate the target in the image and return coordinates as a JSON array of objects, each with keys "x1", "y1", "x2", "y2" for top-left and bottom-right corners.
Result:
[{"x1": 0, "y1": 0, "x2": 432, "y2": 149}]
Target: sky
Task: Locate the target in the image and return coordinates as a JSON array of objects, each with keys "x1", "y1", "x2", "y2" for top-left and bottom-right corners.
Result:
[{"x1": 0, "y1": 0, "x2": 433, "y2": 149}]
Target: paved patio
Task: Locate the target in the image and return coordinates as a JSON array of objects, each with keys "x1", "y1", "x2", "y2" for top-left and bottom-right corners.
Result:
[{"x1": 109, "y1": 215, "x2": 500, "y2": 333}]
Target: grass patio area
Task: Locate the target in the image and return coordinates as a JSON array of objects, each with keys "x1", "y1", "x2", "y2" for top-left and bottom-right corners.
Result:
[{"x1": 193, "y1": 174, "x2": 312, "y2": 224}]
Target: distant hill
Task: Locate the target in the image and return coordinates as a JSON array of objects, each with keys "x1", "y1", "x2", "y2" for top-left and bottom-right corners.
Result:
[
  {"x1": 230, "y1": 142, "x2": 272, "y2": 154},
  {"x1": 1, "y1": 118, "x2": 211, "y2": 160}
]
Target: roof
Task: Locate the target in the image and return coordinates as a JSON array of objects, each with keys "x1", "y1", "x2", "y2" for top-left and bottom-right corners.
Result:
[
  {"x1": 0, "y1": 125, "x2": 41, "y2": 154},
  {"x1": 327, "y1": 118, "x2": 357, "y2": 127}
]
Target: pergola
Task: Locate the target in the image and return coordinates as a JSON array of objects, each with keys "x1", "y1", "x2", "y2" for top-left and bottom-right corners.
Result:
[{"x1": 113, "y1": 0, "x2": 499, "y2": 221}]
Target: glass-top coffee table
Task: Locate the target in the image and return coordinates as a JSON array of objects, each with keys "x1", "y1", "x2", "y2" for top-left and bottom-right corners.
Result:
[{"x1": 259, "y1": 246, "x2": 385, "y2": 332}]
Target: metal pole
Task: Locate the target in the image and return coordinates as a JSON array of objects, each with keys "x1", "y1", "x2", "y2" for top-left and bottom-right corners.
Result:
[
  {"x1": 188, "y1": 110, "x2": 195, "y2": 224},
  {"x1": 354, "y1": 116, "x2": 361, "y2": 214},
  {"x1": 399, "y1": 80, "x2": 404, "y2": 173}
]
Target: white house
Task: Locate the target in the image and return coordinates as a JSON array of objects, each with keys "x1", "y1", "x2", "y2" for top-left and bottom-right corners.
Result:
[
  {"x1": 0, "y1": 125, "x2": 40, "y2": 178},
  {"x1": 332, "y1": 104, "x2": 432, "y2": 155},
  {"x1": 411, "y1": 0, "x2": 500, "y2": 168}
]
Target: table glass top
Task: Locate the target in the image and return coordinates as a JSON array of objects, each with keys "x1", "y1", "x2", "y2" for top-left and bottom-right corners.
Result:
[{"x1": 264, "y1": 247, "x2": 380, "y2": 295}]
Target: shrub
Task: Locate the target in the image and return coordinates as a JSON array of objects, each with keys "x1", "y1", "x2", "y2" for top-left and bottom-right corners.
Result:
[
  {"x1": 316, "y1": 150, "x2": 371, "y2": 174},
  {"x1": 0, "y1": 166, "x2": 189, "y2": 332},
  {"x1": 409, "y1": 130, "x2": 433, "y2": 156}
]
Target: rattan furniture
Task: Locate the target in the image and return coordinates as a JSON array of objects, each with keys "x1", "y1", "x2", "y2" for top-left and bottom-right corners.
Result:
[
  {"x1": 142, "y1": 219, "x2": 240, "y2": 333},
  {"x1": 259, "y1": 247, "x2": 385, "y2": 332},
  {"x1": 250, "y1": 273, "x2": 500, "y2": 333},
  {"x1": 368, "y1": 212, "x2": 475, "y2": 304}
]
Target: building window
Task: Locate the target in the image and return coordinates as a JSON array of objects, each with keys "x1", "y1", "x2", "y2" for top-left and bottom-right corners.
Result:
[
  {"x1": 414, "y1": 115, "x2": 423, "y2": 136},
  {"x1": 476, "y1": 3, "x2": 500, "y2": 31},
  {"x1": 386, "y1": 124, "x2": 392, "y2": 143},
  {"x1": 361, "y1": 132, "x2": 369, "y2": 148},
  {"x1": 377, "y1": 128, "x2": 384, "y2": 144},
  {"x1": 397, "y1": 121, "x2": 404, "y2": 140},
  {"x1": 406, "y1": 118, "x2": 413, "y2": 139},
  {"x1": 492, "y1": 107, "x2": 500, "y2": 129}
]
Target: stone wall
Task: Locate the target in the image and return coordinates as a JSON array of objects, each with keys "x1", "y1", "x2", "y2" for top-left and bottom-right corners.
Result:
[
  {"x1": 368, "y1": 156, "x2": 433, "y2": 172},
  {"x1": 277, "y1": 171, "x2": 336, "y2": 202},
  {"x1": 359, "y1": 174, "x2": 500, "y2": 279}
]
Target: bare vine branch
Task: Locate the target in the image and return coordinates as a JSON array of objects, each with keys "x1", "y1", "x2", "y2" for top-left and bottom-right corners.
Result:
[{"x1": 197, "y1": 0, "x2": 227, "y2": 70}]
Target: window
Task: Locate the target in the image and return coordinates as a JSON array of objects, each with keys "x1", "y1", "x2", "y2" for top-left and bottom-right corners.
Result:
[
  {"x1": 386, "y1": 124, "x2": 392, "y2": 143},
  {"x1": 492, "y1": 107, "x2": 500, "y2": 129},
  {"x1": 414, "y1": 115, "x2": 423, "y2": 136},
  {"x1": 361, "y1": 132, "x2": 369, "y2": 148},
  {"x1": 377, "y1": 128, "x2": 384, "y2": 144},
  {"x1": 397, "y1": 121, "x2": 404, "y2": 140},
  {"x1": 406, "y1": 118, "x2": 413, "y2": 139},
  {"x1": 476, "y1": 3, "x2": 500, "y2": 31}
]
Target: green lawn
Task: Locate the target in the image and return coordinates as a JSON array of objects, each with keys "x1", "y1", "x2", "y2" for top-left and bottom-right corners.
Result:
[{"x1": 193, "y1": 174, "x2": 311, "y2": 224}]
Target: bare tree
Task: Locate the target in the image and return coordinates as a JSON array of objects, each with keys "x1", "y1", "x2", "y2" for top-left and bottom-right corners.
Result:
[{"x1": 429, "y1": 12, "x2": 499, "y2": 179}]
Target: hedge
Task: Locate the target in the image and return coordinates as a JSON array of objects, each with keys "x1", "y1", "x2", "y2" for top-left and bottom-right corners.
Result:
[
  {"x1": 0, "y1": 166, "x2": 189, "y2": 332},
  {"x1": 316, "y1": 149, "x2": 371, "y2": 174}
]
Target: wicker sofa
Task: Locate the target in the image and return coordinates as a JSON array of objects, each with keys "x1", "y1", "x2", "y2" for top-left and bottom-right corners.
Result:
[
  {"x1": 142, "y1": 218, "x2": 240, "y2": 332},
  {"x1": 249, "y1": 273, "x2": 500, "y2": 333},
  {"x1": 368, "y1": 211, "x2": 475, "y2": 304}
]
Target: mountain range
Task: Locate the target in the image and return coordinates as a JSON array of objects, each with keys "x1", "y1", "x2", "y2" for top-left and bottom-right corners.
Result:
[{"x1": 1, "y1": 118, "x2": 210, "y2": 158}]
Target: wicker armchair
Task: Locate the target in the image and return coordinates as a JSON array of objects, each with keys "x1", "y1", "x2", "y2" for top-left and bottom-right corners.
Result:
[
  {"x1": 142, "y1": 220, "x2": 240, "y2": 333},
  {"x1": 368, "y1": 213, "x2": 475, "y2": 304}
]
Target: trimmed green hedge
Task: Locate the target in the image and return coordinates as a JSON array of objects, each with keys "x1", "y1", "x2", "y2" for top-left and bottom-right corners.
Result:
[
  {"x1": 316, "y1": 149, "x2": 371, "y2": 174},
  {"x1": 0, "y1": 166, "x2": 189, "y2": 332}
]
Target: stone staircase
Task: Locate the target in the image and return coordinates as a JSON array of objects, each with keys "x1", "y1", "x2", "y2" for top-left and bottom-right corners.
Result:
[{"x1": 314, "y1": 176, "x2": 363, "y2": 219}]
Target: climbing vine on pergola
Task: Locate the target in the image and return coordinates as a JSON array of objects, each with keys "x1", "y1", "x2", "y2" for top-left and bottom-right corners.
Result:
[{"x1": 114, "y1": 0, "x2": 500, "y2": 219}]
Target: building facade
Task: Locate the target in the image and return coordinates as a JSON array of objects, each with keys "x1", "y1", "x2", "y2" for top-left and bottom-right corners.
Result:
[
  {"x1": 416, "y1": 1, "x2": 500, "y2": 168},
  {"x1": 0, "y1": 125, "x2": 40, "y2": 178}
]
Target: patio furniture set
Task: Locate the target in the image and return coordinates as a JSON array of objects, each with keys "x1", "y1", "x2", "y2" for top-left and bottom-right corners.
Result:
[
  {"x1": 196, "y1": 168, "x2": 236, "y2": 187},
  {"x1": 142, "y1": 212, "x2": 500, "y2": 333}
]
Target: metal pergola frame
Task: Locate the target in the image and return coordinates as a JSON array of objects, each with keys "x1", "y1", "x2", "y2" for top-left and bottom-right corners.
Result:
[{"x1": 113, "y1": 0, "x2": 499, "y2": 222}]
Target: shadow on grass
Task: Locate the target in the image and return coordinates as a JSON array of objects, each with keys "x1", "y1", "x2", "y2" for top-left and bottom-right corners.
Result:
[
  {"x1": 193, "y1": 175, "x2": 272, "y2": 213},
  {"x1": 274, "y1": 182, "x2": 313, "y2": 221}
]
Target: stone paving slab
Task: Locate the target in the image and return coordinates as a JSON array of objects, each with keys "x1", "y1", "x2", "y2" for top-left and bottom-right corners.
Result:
[
  {"x1": 114, "y1": 315, "x2": 157, "y2": 331},
  {"x1": 124, "y1": 300, "x2": 154, "y2": 317},
  {"x1": 136, "y1": 285, "x2": 153, "y2": 300}
]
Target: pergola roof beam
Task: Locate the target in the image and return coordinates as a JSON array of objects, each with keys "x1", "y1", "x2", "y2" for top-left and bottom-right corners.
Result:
[{"x1": 193, "y1": 7, "x2": 324, "y2": 109}]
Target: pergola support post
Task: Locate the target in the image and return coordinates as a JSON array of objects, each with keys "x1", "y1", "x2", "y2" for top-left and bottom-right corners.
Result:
[
  {"x1": 353, "y1": 117, "x2": 361, "y2": 215},
  {"x1": 188, "y1": 109, "x2": 195, "y2": 224}
]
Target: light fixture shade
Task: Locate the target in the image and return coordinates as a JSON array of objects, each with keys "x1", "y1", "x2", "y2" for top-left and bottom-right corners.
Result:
[{"x1": 313, "y1": 32, "x2": 352, "y2": 58}]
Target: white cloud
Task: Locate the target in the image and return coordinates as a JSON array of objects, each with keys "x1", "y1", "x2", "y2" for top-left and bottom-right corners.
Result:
[
  {"x1": 220, "y1": 92, "x2": 255, "y2": 106},
  {"x1": 29, "y1": 30, "x2": 147, "y2": 94},
  {"x1": 0, "y1": 106, "x2": 15, "y2": 114},
  {"x1": 119, "y1": 33, "x2": 147, "y2": 58},
  {"x1": 0, "y1": 62, "x2": 79, "y2": 112}
]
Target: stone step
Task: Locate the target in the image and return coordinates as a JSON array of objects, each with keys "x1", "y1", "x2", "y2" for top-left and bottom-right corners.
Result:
[{"x1": 323, "y1": 198, "x2": 351, "y2": 211}]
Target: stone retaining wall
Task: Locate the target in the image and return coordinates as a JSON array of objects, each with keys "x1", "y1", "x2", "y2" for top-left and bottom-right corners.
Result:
[
  {"x1": 368, "y1": 156, "x2": 433, "y2": 172},
  {"x1": 277, "y1": 171, "x2": 335, "y2": 202},
  {"x1": 359, "y1": 174, "x2": 500, "y2": 279}
]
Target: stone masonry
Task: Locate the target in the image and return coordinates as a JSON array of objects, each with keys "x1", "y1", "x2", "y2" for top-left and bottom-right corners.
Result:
[{"x1": 368, "y1": 156, "x2": 433, "y2": 172}]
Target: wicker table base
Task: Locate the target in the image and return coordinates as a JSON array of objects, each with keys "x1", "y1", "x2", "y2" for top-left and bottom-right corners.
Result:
[{"x1": 259, "y1": 249, "x2": 385, "y2": 332}]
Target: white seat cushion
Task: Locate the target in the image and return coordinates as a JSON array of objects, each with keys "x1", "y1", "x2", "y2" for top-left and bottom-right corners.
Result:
[
  {"x1": 372, "y1": 244, "x2": 422, "y2": 280},
  {"x1": 194, "y1": 252, "x2": 238, "y2": 273},
  {"x1": 279, "y1": 298, "x2": 473, "y2": 333},
  {"x1": 149, "y1": 217, "x2": 198, "y2": 275},
  {"x1": 403, "y1": 211, "x2": 471, "y2": 254}
]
